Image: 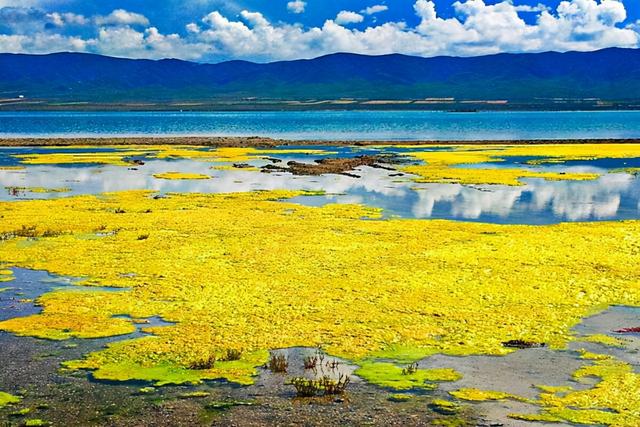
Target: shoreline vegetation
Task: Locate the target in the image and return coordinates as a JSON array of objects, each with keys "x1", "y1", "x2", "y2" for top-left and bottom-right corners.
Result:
[{"x1": 1, "y1": 137, "x2": 640, "y2": 147}]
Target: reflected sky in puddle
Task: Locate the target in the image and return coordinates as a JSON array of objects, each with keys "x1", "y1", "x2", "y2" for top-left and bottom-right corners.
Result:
[{"x1": 1, "y1": 146, "x2": 639, "y2": 224}]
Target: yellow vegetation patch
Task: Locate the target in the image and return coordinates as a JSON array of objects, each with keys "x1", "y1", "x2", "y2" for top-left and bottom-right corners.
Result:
[
  {"x1": 514, "y1": 356, "x2": 640, "y2": 426},
  {"x1": 0, "y1": 166, "x2": 25, "y2": 171},
  {"x1": 401, "y1": 147, "x2": 606, "y2": 186},
  {"x1": 0, "y1": 190, "x2": 639, "y2": 391},
  {"x1": 5, "y1": 186, "x2": 71, "y2": 194},
  {"x1": 355, "y1": 362, "x2": 460, "y2": 390},
  {"x1": 0, "y1": 391, "x2": 21, "y2": 408},
  {"x1": 580, "y1": 334, "x2": 627, "y2": 348},
  {"x1": 13, "y1": 146, "x2": 335, "y2": 167},
  {"x1": 153, "y1": 172, "x2": 211, "y2": 180},
  {"x1": 450, "y1": 388, "x2": 516, "y2": 402},
  {"x1": 0, "y1": 268, "x2": 14, "y2": 283}
]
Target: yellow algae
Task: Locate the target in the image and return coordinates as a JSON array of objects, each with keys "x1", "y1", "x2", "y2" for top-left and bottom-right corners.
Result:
[
  {"x1": 13, "y1": 146, "x2": 335, "y2": 167},
  {"x1": 580, "y1": 334, "x2": 627, "y2": 348},
  {"x1": 401, "y1": 147, "x2": 601, "y2": 186},
  {"x1": 5, "y1": 186, "x2": 70, "y2": 194},
  {"x1": 153, "y1": 172, "x2": 211, "y2": 180},
  {"x1": 355, "y1": 362, "x2": 460, "y2": 390},
  {"x1": 0, "y1": 191, "x2": 639, "y2": 387},
  {"x1": 15, "y1": 150, "x2": 151, "y2": 167},
  {"x1": 211, "y1": 165, "x2": 260, "y2": 172},
  {"x1": 450, "y1": 388, "x2": 516, "y2": 402},
  {"x1": 508, "y1": 413, "x2": 564, "y2": 423},
  {"x1": 0, "y1": 269, "x2": 14, "y2": 283},
  {"x1": 515, "y1": 356, "x2": 640, "y2": 426},
  {"x1": 577, "y1": 349, "x2": 612, "y2": 361},
  {"x1": 0, "y1": 392, "x2": 21, "y2": 408}
]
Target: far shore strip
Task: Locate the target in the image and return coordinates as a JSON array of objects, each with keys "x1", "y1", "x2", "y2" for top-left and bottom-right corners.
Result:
[{"x1": 0, "y1": 137, "x2": 640, "y2": 147}]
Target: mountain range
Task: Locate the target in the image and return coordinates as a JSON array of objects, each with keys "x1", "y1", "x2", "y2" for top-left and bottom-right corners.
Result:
[{"x1": 1, "y1": 48, "x2": 639, "y2": 109}]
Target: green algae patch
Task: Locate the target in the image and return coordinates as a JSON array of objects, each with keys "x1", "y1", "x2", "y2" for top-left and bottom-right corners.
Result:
[
  {"x1": 388, "y1": 393, "x2": 414, "y2": 402},
  {"x1": 24, "y1": 419, "x2": 51, "y2": 427},
  {"x1": 355, "y1": 362, "x2": 461, "y2": 390},
  {"x1": 153, "y1": 172, "x2": 211, "y2": 180},
  {"x1": 179, "y1": 391, "x2": 210, "y2": 399},
  {"x1": 429, "y1": 399, "x2": 461, "y2": 415},
  {"x1": 0, "y1": 392, "x2": 21, "y2": 408},
  {"x1": 65, "y1": 341, "x2": 268, "y2": 386}
]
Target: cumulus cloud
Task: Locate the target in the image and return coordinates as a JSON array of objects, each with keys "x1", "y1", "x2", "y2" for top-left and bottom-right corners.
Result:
[
  {"x1": 95, "y1": 9, "x2": 149, "y2": 27},
  {"x1": 0, "y1": 0, "x2": 637, "y2": 62},
  {"x1": 287, "y1": 1, "x2": 306, "y2": 14},
  {"x1": 362, "y1": 5, "x2": 389, "y2": 15},
  {"x1": 335, "y1": 10, "x2": 364, "y2": 25}
]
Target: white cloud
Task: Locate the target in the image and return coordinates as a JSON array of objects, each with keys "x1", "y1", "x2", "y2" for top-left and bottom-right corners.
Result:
[
  {"x1": 335, "y1": 11, "x2": 364, "y2": 25},
  {"x1": 362, "y1": 5, "x2": 389, "y2": 15},
  {"x1": 0, "y1": 0, "x2": 638, "y2": 62},
  {"x1": 287, "y1": 1, "x2": 306, "y2": 14},
  {"x1": 46, "y1": 12, "x2": 88, "y2": 27},
  {"x1": 186, "y1": 23, "x2": 201, "y2": 34},
  {"x1": 95, "y1": 9, "x2": 150, "y2": 27}
]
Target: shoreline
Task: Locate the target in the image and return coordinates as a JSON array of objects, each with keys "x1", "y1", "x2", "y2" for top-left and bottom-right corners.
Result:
[{"x1": 1, "y1": 136, "x2": 640, "y2": 147}]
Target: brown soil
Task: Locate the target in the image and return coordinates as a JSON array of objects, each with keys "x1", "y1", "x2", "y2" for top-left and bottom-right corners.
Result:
[
  {"x1": 1, "y1": 137, "x2": 640, "y2": 147},
  {"x1": 262, "y1": 155, "x2": 397, "y2": 177}
]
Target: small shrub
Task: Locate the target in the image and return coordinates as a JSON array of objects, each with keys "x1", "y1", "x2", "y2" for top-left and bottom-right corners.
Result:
[
  {"x1": 289, "y1": 374, "x2": 350, "y2": 397},
  {"x1": 223, "y1": 348, "x2": 243, "y2": 361},
  {"x1": 290, "y1": 377, "x2": 323, "y2": 397},
  {"x1": 137, "y1": 234, "x2": 150, "y2": 241},
  {"x1": 268, "y1": 353, "x2": 288, "y2": 373},
  {"x1": 402, "y1": 362, "x2": 419, "y2": 375},
  {"x1": 303, "y1": 355, "x2": 319, "y2": 370},
  {"x1": 321, "y1": 374, "x2": 350, "y2": 395},
  {"x1": 188, "y1": 354, "x2": 216, "y2": 370}
]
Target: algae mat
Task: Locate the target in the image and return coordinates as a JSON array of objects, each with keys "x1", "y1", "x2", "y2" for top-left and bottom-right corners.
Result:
[{"x1": 0, "y1": 189, "x2": 640, "y2": 424}]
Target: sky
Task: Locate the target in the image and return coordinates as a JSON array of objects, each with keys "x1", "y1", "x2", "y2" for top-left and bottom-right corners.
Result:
[{"x1": 0, "y1": 0, "x2": 638, "y2": 62}]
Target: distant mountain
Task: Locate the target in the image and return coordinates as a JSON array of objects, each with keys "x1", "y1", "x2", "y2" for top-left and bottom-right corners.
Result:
[{"x1": 1, "y1": 48, "x2": 640, "y2": 108}]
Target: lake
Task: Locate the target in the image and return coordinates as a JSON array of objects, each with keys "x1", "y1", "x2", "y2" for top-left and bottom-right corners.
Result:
[{"x1": 1, "y1": 110, "x2": 640, "y2": 140}]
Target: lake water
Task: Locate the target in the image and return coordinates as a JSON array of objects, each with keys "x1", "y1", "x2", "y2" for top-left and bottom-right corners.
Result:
[
  {"x1": 2, "y1": 145, "x2": 639, "y2": 224},
  {"x1": 1, "y1": 111, "x2": 640, "y2": 140}
]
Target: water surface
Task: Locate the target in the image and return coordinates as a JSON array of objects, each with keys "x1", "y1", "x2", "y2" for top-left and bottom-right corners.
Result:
[{"x1": 2, "y1": 111, "x2": 640, "y2": 140}]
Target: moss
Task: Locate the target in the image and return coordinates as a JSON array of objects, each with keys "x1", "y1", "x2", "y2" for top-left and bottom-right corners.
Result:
[
  {"x1": 355, "y1": 362, "x2": 460, "y2": 390},
  {"x1": 24, "y1": 419, "x2": 51, "y2": 427}
]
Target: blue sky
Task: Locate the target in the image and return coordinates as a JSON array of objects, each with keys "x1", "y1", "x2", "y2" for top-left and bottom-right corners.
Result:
[{"x1": 0, "y1": 0, "x2": 638, "y2": 62}]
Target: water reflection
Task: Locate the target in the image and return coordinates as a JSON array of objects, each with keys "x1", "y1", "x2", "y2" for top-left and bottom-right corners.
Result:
[{"x1": 1, "y1": 149, "x2": 639, "y2": 225}]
